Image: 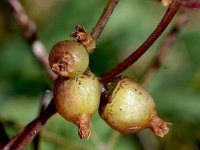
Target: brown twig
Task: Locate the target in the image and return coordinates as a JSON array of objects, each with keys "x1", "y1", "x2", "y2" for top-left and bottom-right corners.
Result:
[
  {"x1": 141, "y1": 10, "x2": 189, "y2": 83},
  {"x1": 91, "y1": 0, "x2": 120, "y2": 40},
  {"x1": 100, "y1": 0, "x2": 181, "y2": 83},
  {"x1": 182, "y1": 0, "x2": 200, "y2": 8},
  {"x1": 2, "y1": 100, "x2": 56, "y2": 150},
  {"x1": 6, "y1": 0, "x2": 56, "y2": 81},
  {"x1": 6, "y1": 0, "x2": 36, "y2": 42},
  {"x1": 1, "y1": 117, "x2": 86, "y2": 150}
]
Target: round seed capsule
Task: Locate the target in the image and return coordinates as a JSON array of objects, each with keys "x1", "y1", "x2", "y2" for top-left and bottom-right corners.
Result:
[
  {"x1": 53, "y1": 72, "x2": 100, "y2": 139},
  {"x1": 99, "y1": 76, "x2": 169, "y2": 137},
  {"x1": 49, "y1": 40, "x2": 89, "y2": 77}
]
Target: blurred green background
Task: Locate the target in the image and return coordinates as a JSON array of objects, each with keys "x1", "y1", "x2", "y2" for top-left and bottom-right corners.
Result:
[{"x1": 0, "y1": 0, "x2": 200, "y2": 150}]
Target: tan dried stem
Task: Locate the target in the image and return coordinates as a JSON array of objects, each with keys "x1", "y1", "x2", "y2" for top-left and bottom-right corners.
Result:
[
  {"x1": 6, "y1": 0, "x2": 56, "y2": 81},
  {"x1": 78, "y1": 114, "x2": 91, "y2": 139},
  {"x1": 71, "y1": 25, "x2": 96, "y2": 53},
  {"x1": 70, "y1": 25, "x2": 91, "y2": 46},
  {"x1": 149, "y1": 114, "x2": 170, "y2": 137}
]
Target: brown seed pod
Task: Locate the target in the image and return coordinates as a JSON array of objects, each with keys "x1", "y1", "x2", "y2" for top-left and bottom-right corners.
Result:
[
  {"x1": 48, "y1": 40, "x2": 89, "y2": 77},
  {"x1": 53, "y1": 71, "x2": 100, "y2": 139},
  {"x1": 99, "y1": 76, "x2": 169, "y2": 137}
]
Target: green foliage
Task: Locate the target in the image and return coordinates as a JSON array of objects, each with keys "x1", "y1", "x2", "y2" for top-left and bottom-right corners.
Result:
[{"x1": 0, "y1": 0, "x2": 200, "y2": 149}]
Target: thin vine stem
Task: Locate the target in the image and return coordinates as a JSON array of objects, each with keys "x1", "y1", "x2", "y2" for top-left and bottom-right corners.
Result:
[
  {"x1": 1, "y1": 117, "x2": 86, "y2": 150},
  {"x1": 142, "y1": 10, "x2": 189, "y2": 83},
  {"x1": 100, "y1": 0, "x2": 181, "y2": 83},
  {"x1": 91, "y1": 0, "x2": 120, "y2": 40},
  {"x1": 2, "y1": 100, "x2": 56, "y2": 150}
]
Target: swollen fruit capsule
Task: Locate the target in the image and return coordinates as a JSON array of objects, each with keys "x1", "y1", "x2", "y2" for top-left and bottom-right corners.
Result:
[
  {"x1": 53, "y1": 72, "x2": 100, "y2": 139},
  {"x1": 49, "y1": 40, "x2": 89, "y2": 77},
  {"x1": 99, "y1": 76, "x2": 169, "y2": 137}
]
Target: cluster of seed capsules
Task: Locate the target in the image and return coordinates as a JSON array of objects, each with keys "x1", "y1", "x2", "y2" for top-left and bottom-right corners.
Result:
[{"x1": 48, "y1": 26, "x2": 169, "y2": 139}]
